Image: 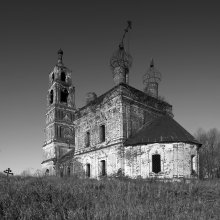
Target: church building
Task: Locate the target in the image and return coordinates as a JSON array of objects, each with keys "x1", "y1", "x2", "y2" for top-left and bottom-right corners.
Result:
[{"x1": 42, "y1": 25, "x2": 201, "y2": 179}]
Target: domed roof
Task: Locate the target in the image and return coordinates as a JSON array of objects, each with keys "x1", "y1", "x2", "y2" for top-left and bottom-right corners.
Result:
[{"x1": 110, "y1": 43, "x2": 132, "y2": 70}]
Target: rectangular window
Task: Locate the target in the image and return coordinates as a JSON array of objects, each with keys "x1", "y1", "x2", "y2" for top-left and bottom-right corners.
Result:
[
  {"x1": 152, "y1": 154, "x2": 161, "y2": 173},
  {"x1": 59, "y1": 126, "x2": 62, "y2": 138},
  {"x1": 100, "y1": 160, "x2": 106, "y2": 176},
  {"x1": 67, "y1": 167, "x2": 71, "y2": 177},
  {"x1": 85, "y1": 131, "x2": 90, "y2": 147},
  {"x1": 60, "y1": 89, "x2": 68, "y2": 103},
  {"x1": 100, "y1": 125, "x2": 105, "y2": 142},
  {"x1": 86, "y1": 164, "x2": 91, "y2": 177}
]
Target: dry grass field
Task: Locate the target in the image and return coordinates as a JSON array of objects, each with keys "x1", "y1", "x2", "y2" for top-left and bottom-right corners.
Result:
[{"x1": 0, "y1": 174, "x2": 220, "y2": 219}]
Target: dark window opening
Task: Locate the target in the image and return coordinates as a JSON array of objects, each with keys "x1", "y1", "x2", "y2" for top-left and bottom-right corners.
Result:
[
  {"x1": 59, "y1": 126, "x2": 62, "y2": 138},
  {"x1": 45, "y1": 169, "x2": 49, "y2": 175},
  {"x1": 100, "y1": 160, "x2": 106, "y2": 176},
  {"x1": 52, "y1": 73, "x2": 54, "y2": 81},
  {"x1": 100, "y1": 125, "x2": 105, "y2": 142},
  {"x1": 61, "y1": 71, "x2": 66, "y2": 82},
  {"x1": 60, "y1": 170, "x2": 63, "y2": 178},
  {"x1": 86, "y1": 164, "x2": 91, "y2": 177},
  {"x1": 85, "y1": 131, "x2": 90, "y2": 147},
  {"x1": 152, "y1": 154, "x2": 161, "y2": 173},
  {"x1": 60, "y1": 89, "x2": 68, "y2": 103},
  {"x1": 49, "y1": 90, "x2": 53, "y2": 104},
  {"x1": 67, "y1": 167, "x2": 71, "y2": 177}
]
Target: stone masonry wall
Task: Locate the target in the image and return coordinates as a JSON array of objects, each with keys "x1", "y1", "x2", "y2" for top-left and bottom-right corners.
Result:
[
  {"x1": 70, "y1": 144, "x2": 122, "y2": 178},
  {"x1": 124, "y1": 143, "x2": 199, "y2": 178},
  {"x1": 122, "y1": 96, "x2": 164, "y2": 140},
  {"x1": 74, "y1": 94, "x2": 124, "y2": 153},
  {"x1": 55, "y1": 84, "x2": 200, "y2": 179},
  {"x1": 60, "y1": 85, "x2": 175, "y2": 178}
]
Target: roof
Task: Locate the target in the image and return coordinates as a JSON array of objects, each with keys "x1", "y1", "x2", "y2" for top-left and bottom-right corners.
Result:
[
  {"x1": 121, "y1": 83, "x2": 172, "y2": 109},
  {"x1": 77, "y1": 83, "x2": 172, "y2": 113},
  {"x1": 41, "y1": 158, "x2": 55, "y2": 164},
  {"x1": 77, "y1": 84, "x2": 117, "y2": 112},
  {"x1": 124, "y1": 115, "x2": 201, "y2": 147}
]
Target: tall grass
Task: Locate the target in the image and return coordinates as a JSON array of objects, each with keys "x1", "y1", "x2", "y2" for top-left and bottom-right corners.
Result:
[{"x1": 0, "y1": 175, "x2": 220, "y2": 219}]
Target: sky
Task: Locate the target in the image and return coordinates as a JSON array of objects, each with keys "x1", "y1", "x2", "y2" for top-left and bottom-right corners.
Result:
[{"x1": 0, "y1": 0, "x2": 219, "y2": 175}]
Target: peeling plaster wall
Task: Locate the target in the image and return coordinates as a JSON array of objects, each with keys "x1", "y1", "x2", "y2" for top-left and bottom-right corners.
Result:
[
  {"x1": 41, "y1": 160, "x2": 55, "y2": 175},
  {"x1": 42, "y1": 143, "x2": 56, "y2": 161},
  {"x1": 75, "y1": 95, "x2": 124, "y2": 153},
  {"x1": 44, "y1": 83, "x2": 200, "y2": 179},
  {"x1": 58, "y1": 86, "x2": 198, "y2": 179},
  {"x1": 122, "y1": 96, "x2": 166, "y2": 140},
  {"x1": 124, "y1": 143, "x2": 199, "y2": 178},
  {"x1": 43, "y1": 142, "x2": 73, "y2": 162},
  {"x1": 71, "y1": 145, "x2": 122, "y2": 178},
  {"x1": 60, "y1": 142, "x2": 199, "y2": 179},
  {"x1": 45, "y1": 107, "x2": 75, "y2": 145}
]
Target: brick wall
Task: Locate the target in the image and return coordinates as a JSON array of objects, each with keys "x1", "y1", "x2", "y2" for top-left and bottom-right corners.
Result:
[{"x1": 124, "y1": 143, "x2": 199, "y2": 178}]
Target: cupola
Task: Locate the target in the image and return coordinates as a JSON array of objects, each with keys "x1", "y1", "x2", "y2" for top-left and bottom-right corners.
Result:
[
  {"x1": 143, "y1": 59, "x2": 161, "y2": 98},
  {"x1": 110, "y1": 21, "x2": 132, "y2": 85}
]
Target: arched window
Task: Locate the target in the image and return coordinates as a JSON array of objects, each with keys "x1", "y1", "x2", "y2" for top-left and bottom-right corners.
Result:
[
  {"x1": 85, "y1": 131, "x2": 90, "y2": 147},
  {"x1": 45, "y1": 169, "x2": 49, "y2": 175},
  {"x1": 86, "y1": 164, "x2": 91, "y2": 177},
  {"x1": 152, "y1": 154, "x2": 161, "y2": 173},
  {"x1": 61, "y1": 71, "x2": 66, "y2": 82},
  {"x1": 49, "y1": 90, "x2": 53, "y2": 104},
  {"x1": 60, "y1": 89, "x2": 68, "y2": 103},
  {"x1": 52, "y1": 73, "x2": 54, "y2": 81}
]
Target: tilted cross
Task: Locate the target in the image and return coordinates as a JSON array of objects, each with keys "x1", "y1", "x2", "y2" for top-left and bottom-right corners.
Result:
[{"x1": 4, "y1": 168, "x2": 13, "y2": 176}]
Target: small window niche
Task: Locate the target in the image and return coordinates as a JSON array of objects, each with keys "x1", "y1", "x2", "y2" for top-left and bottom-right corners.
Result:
[
  {"x1": 60, "y1": 169, "x2": 63, "y2": 178},
  {"x1": 191, "y1": 155, "x2": 196, "y2": 174},
  {"x1": 152, "y1": 154, "x2": 161, "y2": 174},
  {"x1": 86, "y1": 164, "x2": 91, "y2": 178},
  {"x1": 52, "y1": 73, "x2": 55, "y2": 82},
  {"x1": 49, "y1": 90, "x2": 54, "y2": 104},
  {"x1": 67, "y1": 167, "x2": 71, "y2": 177},
  {"x1": 61, "y1": 71, "x2": 66, "y2": 82},
  {"x1": 85, "y1": 131, "x2": 90, "y2": 147},
  {"x1": 59, "y1": 126, "x2": 62, "y2": 138},
  {"x1": 100, "y1": 125, "x2": 106, "y2": 143},
  {"x1": 45, "y1": 169, "x2": 49, "y2": 175},
  {"x1": 60, "y1": 89, "x2": 68, "y2": 103},
  {"x1": 100, "y1": 160, "x2": 106, "y2": 176}
]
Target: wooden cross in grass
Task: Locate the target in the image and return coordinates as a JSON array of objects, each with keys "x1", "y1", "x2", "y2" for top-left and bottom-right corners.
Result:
[{"x1": 4, "y1": 168, "x2": 13, "y2": 177}]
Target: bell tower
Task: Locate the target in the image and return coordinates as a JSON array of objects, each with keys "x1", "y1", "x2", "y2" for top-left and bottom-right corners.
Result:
[{"x1": 41, "y1": 49, "x2": 75, "y2": 175}]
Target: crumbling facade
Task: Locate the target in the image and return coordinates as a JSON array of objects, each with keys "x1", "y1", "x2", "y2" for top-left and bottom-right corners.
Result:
[{"x1": 42, "y1": 46, "x2": 201, "y2": 179}]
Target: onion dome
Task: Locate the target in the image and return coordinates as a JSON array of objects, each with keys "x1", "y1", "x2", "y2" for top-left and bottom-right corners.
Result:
[{"x1": 110, "y1": 43, "x2": 132, "y2": 71}]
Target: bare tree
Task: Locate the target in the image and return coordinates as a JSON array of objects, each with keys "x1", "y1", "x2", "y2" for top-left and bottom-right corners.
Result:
[{"x1": 195, "y1": 128, "x2": 220, "y2": 179}]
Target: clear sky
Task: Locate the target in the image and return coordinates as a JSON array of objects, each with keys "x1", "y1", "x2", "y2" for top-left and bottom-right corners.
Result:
[{"x1": 0, "y1": 1, "x2": 219, "y2": 175}]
